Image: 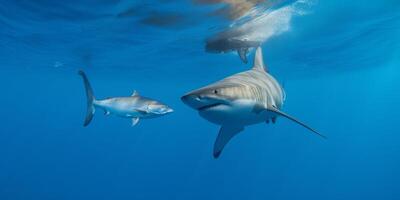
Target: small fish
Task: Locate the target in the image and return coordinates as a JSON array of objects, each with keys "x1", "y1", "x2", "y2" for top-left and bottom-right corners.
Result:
[
  {"x1": 78, "y1": 70, "x2": 173, "y2": 127},
  {"x1": 181, "y1": 47, "x2": 325, "y2": 158}
]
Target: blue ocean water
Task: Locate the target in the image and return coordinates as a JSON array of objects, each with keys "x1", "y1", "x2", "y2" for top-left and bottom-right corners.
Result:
[{"x1": 0, "y1": 0, "x2": 400, "y2": 199}]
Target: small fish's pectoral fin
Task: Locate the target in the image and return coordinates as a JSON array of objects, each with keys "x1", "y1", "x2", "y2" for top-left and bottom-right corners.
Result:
[
  {"x1": 104, "y1": 110, "x2": 110, "y2": 116},
  {"x1": 267, "y1": 107, "x2": 327, "y2": 139},
  {"x1": 213, "y1": 125, "x2": 244, "y2": 159},
  {"x1": 131, "y1": 90, "x2": 139, "y2": 96},
  {"x1": 131, "y1": 118, "x2": 140, "y2": 126},
  {"x1": 238, "y1": 48, "x2": 248, "y2": 64}
]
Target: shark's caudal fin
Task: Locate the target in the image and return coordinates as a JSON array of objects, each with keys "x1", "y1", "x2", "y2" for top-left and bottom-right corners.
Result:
[
  {"x1": 253, "y1": 47, "x2": 268, "y2": 72},
  {"x1": 78, "y1": 70, "x2": 96, "y2": 127},
  {"x1": 268, "y1": 107, "x2": 327, "y2": 139},
  {"x1": 213, "y1": 125, "x2": 244, "y2": 158}
]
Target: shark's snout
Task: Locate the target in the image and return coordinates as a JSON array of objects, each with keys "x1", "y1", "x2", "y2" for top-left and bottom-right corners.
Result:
[
  {"x1": 165, "y1": 107, "x2": 174, "y2": 113},
  {"x1": 181, "y1": 93, "x2": 203, "y2": 101},
  {"x1": 181, "y1": 92, "x2": 227, "y2": 112},
  {"x1": 181, "y1": 92, "x2": 207, "y2": 110},
  {"x1": 181, "y1": 93, "x2": 199, "y2": 108},
  {"x1": 161, "y1": 106, "x2": 174, "y2": 114},
  {"x1": 180, "y1": 94, "x2": 188, "y2": 102},
  {"x1": 148, "y1": 103, "x2": 174, "y2": 115}
]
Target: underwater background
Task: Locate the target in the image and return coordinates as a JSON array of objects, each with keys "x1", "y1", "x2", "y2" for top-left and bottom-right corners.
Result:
[{"x1": 0, "y1": 0, "x2": 400, "y2": 199}]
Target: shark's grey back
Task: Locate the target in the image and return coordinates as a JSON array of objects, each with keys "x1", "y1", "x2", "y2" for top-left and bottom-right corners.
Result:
[
  {"x1": 211, "y1": 47, "x2": 284, "y2": 109},
  {"x1": 217, "y1": 68, "x2": 284, "y2": 109}
]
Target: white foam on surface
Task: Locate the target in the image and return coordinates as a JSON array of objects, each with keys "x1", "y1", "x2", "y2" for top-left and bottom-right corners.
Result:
[{"x1": 232, "y1": 0, "x2": 313, "y2": 43}]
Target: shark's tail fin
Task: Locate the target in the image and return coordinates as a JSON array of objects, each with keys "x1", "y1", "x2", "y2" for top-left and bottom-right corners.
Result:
[{"x1": 78, "y1": 70, "x2": 96, "y2": 127}]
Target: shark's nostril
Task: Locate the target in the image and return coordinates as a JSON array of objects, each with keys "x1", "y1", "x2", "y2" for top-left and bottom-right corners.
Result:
[{"x1": 181, "y1": 95, "x2": 188, "y2": 101}]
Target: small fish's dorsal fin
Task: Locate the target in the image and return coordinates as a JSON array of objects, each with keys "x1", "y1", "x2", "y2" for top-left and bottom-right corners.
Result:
[
  {"x1": 131, "y1": 90, "x2": 139, "y2": 96},
  {"x1": 253, "y1": 47, "x2": 268, "y2": 72}
]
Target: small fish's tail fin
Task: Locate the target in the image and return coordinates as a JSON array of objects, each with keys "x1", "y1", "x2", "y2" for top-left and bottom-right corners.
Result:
[{"x1": 78, "y1": 70, "x2": 96, "y2": 127}]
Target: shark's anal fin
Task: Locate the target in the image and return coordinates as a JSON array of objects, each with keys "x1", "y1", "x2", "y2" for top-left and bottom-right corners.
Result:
[
  {"x1": 268, "y1": 107, "x2": 327, "y2": 139},
  {"x1": 213, "y1": 125, "x2": 244, "y2": 158},
  {"x1": 238, "y1": 48, "x2": 248, "y2": 64},
  {"x1": 131, "y1": 118, "x2": 140, "y2": 126}
]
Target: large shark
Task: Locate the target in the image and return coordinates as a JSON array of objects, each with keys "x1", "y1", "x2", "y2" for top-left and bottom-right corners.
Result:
[
  {"x1": 181, "y1": 47, "x2": 325, "y2": 158},
  {"x1": 78, "y1": 70, "x2": 173, "y2": 127}
]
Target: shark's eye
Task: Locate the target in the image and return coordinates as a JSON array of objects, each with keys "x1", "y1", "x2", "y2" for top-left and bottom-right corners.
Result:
[{"x1": 214, "y1": 90, "x2": 218, "y2": 94}]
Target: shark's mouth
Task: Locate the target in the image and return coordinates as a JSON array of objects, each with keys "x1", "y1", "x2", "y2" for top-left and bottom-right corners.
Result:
[{"x1": 198, "y1": 103, "x2": 224, "y2": 111}]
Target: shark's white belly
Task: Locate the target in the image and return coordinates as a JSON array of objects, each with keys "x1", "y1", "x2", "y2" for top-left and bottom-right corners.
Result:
[
  {"x1": 95, "y1": 100, "x2": 145, "y2": 118},
  {"x1": 199, "y1": 100, "x2": 276, "y2": 126},
  {"x1": 106, "y1": 106, "x2": 143, "y2": 118}
]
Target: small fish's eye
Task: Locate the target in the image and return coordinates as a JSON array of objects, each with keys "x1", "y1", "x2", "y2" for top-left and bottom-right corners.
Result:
[{"x1": 214, "y1": 90, "x2": 218, "y2": 94}]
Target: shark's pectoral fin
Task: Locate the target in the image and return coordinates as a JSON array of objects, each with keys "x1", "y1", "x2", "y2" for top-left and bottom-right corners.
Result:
[
  {"x1": 267, "y1": 107, "x2": 326, "y2": 139},
  {"x1": 238, "y1": 48, "x2": 248, "y2": 64},
  {"x1": 213, "y1": 125, "x2": 244, "y2": 158},
  {"x1": 131, "y1": 117, "x2": 140, "y2": 126}
]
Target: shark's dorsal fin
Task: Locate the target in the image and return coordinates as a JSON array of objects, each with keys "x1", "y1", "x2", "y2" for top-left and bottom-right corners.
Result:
[
  {"x1": 213, "y1": 125, "x2": 244, "y2": 158},
  {"x1": 131, "y1": 90, "x2": 139, "y2": 96},
  {"x1": 253, "y1": 47, "x2": 268, "y2": 72}
]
